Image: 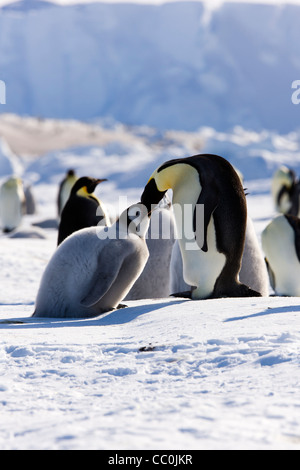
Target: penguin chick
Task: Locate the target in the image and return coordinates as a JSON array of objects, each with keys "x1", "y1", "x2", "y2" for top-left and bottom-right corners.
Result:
[
  {"x1": 141, "y1": 154, "x2": 261, "y2": 300},
  {"x1": 261, "y1": 214, "x2": 300, "y2": 296},
  {"x1": 57, "y1": 169, "x2": 78, "y2": 217},
  {"x1": 33, "y1": 203, "x2": 150, "y2": 318},
  {"x1": 0, "y1": 176, "x2": 25, "y2": 233},
  {"x1": 57, "y1": 176, "x2": 109, "y2": 245},
  {"x1": 125, "y1": 201, "x2": 176, "y2": 300}
]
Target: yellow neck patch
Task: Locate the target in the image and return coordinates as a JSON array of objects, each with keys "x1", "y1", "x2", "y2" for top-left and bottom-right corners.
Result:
[{"x1": 154, "y1": 163, "x2": 198, "y2": 193}]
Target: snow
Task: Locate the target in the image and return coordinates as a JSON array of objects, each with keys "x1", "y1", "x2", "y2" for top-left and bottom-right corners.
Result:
[{"x1": 0, "y1": 114, "x2": 300, "y2": 450}]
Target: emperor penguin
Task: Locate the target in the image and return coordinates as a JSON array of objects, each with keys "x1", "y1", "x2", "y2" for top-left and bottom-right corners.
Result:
[
  {"x1": 261, "y1": 214, "x2": 300, "y2": 296},
  {"x1": 33, "y1": 203, "x2": 150, "y2": 318},
  {"x1": 0, "y1": 176, "x2": 25, "y2": 233},
  {"x1": 24, "y1": 184, "x2": 36, "y2": 215},
  {"x1": 141, "y1": 154, "x2": 261, "y2": 300},
  {"x1": 125, "y1": 196, "x2": 176, "y2": 300},
  {"x1": 57, "y1": 169, "x2": 78, "y2": 217},
  {"x1": 271, "y1": 166, "x2": 300, "y2": 216},
  {"x1": 170, "y1": 216, "x2": 269, "y2": 297},
  {"x1": 57, "y1": 176, "x2": 110, "y2": 245}
]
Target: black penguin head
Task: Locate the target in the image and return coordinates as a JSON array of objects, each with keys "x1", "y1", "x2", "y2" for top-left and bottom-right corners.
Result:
[
  {"x1": 71, "y1": 176, "x2": 107, "y2": 197},
  {"x1": 141, "y1": 177, "x2": 167, "y2": 215},
  {"x1": 66, "y1": 169, "x2": 76, "y2": 178}
]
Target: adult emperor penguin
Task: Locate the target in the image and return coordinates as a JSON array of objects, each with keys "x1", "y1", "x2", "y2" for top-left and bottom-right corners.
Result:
[
  {"x1": 0, "y1": 176, "x2": 25, "y2": 233},
  {"x1": 141, "y1": 154, "x2": 261, "y2": 299},
  {"x1": 261, "y1": 214, "x2": 300, "y2": 296},
  {"x1": 125, "y1": 196, "x2": 176, "y2": 300},
  {"x1": 170, "y1": 216, "x2": 269, "y2": 297},
  {"x1": 57, "y1": 176, "x2": 110, "y2": 245},
  {"x1": 271, "y1": 166, "x2": 300, "y2": 216},
  {"x1": 33, "y1": 203, "x2": 150, "y2": 318},
  {"x1": 57, "y1": 169, "x2": 78, "y2": 217}
]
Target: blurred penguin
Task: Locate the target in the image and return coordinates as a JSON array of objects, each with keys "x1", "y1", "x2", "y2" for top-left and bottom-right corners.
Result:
[
  {"x1": 271, "y1": 166, "x2": 300, "y2": 216},
  {"x1": 57, "y1": 176, "x2": 110, "y2": 245},
  {"x1": 57, "y1": 169, "x2": 78, "y2": 217},
  {"x1": 125, "y1": 195, "x2": 176, "y2": 300},
  {"x1": 170, "y1": 216, "x2": 269, "y2": 297},
  {"x1": 24, "y1": 185, "x2": 36, "y2": 215},
  {"x1": 0, "y1": 176, "x2": 26, "y2": 233},
  {"x1": 262, "y1": 214, "x2": 300, "y2": 296}
]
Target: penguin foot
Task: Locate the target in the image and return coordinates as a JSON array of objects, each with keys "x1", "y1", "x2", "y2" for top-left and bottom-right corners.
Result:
[
  {"x1": 170, "y1": 291, "x2": 192, "y2": 299},
  {"x1": 218, "y1": 284, "x2": 262, "y2": 298},
  {"x1": 238, "y1": 284, "x2": 262, "y2": 298}
]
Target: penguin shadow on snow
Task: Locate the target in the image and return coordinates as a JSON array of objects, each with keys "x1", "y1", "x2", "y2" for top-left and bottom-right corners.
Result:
[
  {"x1": 0, "y1": 300, "x2": 187, "y2": 329},
  {"x1": 224, "y1": 303, "x2": 300, "y2": 323}
]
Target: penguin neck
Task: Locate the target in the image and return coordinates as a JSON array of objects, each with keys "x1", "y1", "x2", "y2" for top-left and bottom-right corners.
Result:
[
  {"x1": 76, "y1": 187, "x2": 99, "y2": 204},
  {"x1": 160, "y1": 164, "x2": 201, "y2": 247}
]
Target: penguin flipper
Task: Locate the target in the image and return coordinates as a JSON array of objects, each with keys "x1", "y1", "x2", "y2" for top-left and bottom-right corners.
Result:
[
  {"x1": 265, "y1": 257, "x2": 276, "y2": 291},
  {"x1": 284, "y1": 215, "x2": 300, "y2": 263},
  {"x1": 194, "y1": 185, "x2": 219, "y2": 252},
  {"x1": 80, "y1": 241, "x2": 128, "y2": 308}
]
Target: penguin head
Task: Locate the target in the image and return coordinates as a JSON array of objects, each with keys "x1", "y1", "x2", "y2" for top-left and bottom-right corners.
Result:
[
  {"x1": 2, "y1": 176, "x2": 23, "y2": 190},
  {"x1": 65, "y1": 169, "x2": 78, "y2": 185},
  {"x1": 273, "y1": 166, "x2": 296, "y2": 189},
  {"x1": 71, "y1": 176, "x2": 107, "y2": 198},
  {"x1": 141, "y1": 158, "x2": 196, "y2": 214},
  {"x1": 141, "y1": 160, "x2": 186, "y2": 214},
  {"x1": 141, "y1": 177, "x2": 167, "y2": 214},
  {"x1": 118, "y1": 203, "x2": 150, "y2": 238},
  {"x1": 66, "y1": 169, "x2": 76, "y2": 178}
]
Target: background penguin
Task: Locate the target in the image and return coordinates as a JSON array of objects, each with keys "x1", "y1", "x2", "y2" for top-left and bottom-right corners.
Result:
[
  {"x1": 271, "y1": 166, "x2": 300, "y2": 216},
  {"x1": 0, "y1": 176, "x2": 25, "y2": 233},
  {"x1": 125, "y1": 196, "x2": 176, "y2": 300},
  {"x1": 141, "y1": 154, "x2": 261, "y2": 300},
  {"x1": 170, "y1": 216, "x2": 269, "y2": 297},
  {"x1": 57, "y1": 176, "x2": 110, "y2": 245},
  {"x1": 261, "y1": 214, "x2": 300, "y2": 296},
  {"x1": 24, "y1": 184, "x2": 36, "y2": 215},
  {"x1": 57, "y1": 169, "x2": 78, "y2": 217},
  {"x1": 33, "y1": 203, "x2": 150, "y2": 318}
]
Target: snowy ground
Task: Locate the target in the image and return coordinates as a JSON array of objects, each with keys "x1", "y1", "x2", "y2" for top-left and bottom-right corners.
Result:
[{"x1": 0, "y1": 115, "x2": 300, "y2": 450}]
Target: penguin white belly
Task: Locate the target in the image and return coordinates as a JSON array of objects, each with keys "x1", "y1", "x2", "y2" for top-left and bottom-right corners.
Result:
[
  {"x1": 170, "y1": 167, "x2": 226, "y2": 300},
  {"x1": 179, "y1": 216, "x2": 226, "y2": 299},
  {"x1": 261, "y1": 216, "x2": 300, "y2": 296},
  {"x1": 59, "y1": 181, "x2": 74, "y2": 213},
  {"x1": 0, "y1": 191, "x2": 23, "y2": 231}
]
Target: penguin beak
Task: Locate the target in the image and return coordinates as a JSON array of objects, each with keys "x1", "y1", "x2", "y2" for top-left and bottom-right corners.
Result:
[
  {"x1": 88, "y1": 178, "x2": 108, "y2": 193},
  {"x1": 141, "y1": 178, "x2": 167, "y2": 215}
]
